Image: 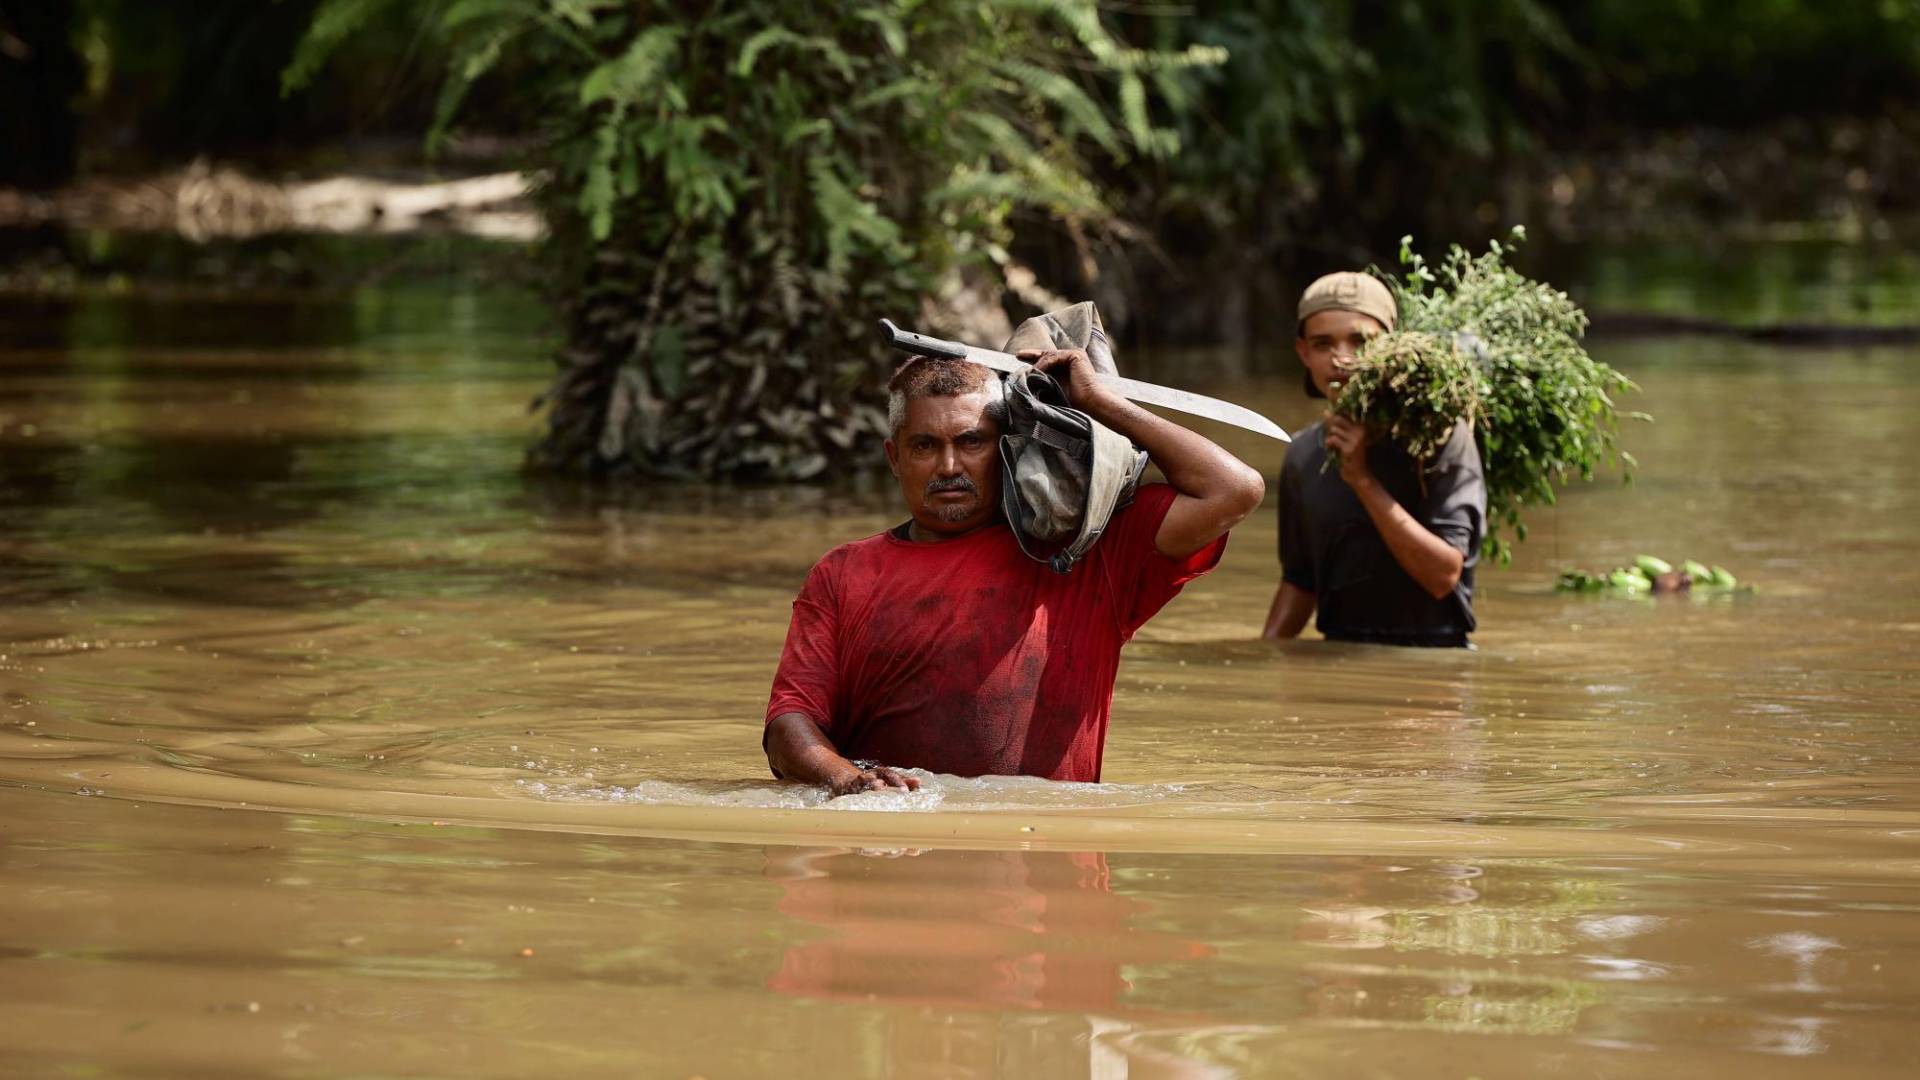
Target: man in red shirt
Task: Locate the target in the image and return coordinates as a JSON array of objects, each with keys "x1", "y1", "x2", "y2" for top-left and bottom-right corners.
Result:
[{"x1": 764, "y1": 348, "x2": 1265, "y2": 795}]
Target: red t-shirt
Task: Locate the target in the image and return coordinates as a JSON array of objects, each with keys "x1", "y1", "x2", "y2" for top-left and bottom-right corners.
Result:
[{"x1": 765, "y1": 484, "x2": 1225, "y2": 782}]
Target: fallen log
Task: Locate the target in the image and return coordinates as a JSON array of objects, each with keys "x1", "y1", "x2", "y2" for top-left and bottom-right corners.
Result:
[{"x1": 0, "y1": 160, "x2": 542, "y2": 242}]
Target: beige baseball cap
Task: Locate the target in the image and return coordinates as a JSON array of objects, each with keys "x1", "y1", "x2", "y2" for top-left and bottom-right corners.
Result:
[{"x1": 1297, "y1": 271, "x2": 1397, "y2": 333}]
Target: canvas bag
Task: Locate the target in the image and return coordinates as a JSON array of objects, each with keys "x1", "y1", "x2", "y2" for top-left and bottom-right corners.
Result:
[{"x1": 997, "y1": 302, "x2": 1149, "y2": 574}]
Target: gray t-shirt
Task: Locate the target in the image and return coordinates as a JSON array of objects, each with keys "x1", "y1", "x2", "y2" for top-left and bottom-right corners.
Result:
[{"x1": 1277, "y1": 418, "x2": 1486, "y2": 646}]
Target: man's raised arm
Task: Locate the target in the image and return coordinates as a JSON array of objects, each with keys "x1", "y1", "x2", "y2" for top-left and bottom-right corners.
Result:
[{"x1": 1021, "y1": 349, "x2": 1265, "y2": 558}]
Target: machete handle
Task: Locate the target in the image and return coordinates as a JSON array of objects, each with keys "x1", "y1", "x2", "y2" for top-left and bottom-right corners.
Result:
[{"x1": 876, "y1": 318, "x2": 970, "y2": 360}]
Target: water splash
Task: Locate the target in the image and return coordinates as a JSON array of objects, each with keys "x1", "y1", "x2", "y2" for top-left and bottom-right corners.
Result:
[{"x1": 520, "y1": 769, "x2": 1193, "y2": 814}]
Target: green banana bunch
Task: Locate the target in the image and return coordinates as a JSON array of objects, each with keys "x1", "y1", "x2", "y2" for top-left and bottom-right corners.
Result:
[{"x1": 1556, "y1": 555, "x2": 1744, "y2": 595}]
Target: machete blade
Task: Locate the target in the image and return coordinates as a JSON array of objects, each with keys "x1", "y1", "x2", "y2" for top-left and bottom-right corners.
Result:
[{"x1": 877, "y1": 318, "x2": 1290, "y2": 442}]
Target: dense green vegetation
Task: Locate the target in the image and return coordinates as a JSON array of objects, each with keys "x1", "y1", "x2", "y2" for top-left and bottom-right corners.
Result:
[
  {"x1": 7, "y1": 1, "x2": 1919, "y2": 479},
  {"x1": 1044, "y1": 1, "x2": 1920, "y2": 337},
  {"x1": 288, "y1": 0, "x2": 1215, "y2": 479},
  {"x1": 16, "y1": 1, "x2": 1920, "y2": 182},
  {"x1": 1, "y1": 0, "x2": 455, "y2": 181},
  {"x1": 1563, "y1": 1, "x2": 1920, "y2": 128},
  {"x1": 1137, "y1": 1, "x2": 1578, "y2": 266}
]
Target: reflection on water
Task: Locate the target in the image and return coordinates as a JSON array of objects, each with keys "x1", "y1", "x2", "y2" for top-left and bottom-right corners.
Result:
[
  {"x1": 21, "y1": 783, "x2": 1912, "y2": 1078},
  {"x1": 765, "y1": 847, "x2": 1242, "y2": 1079},
  {"x1": 765, "y1": 847, "x2": 1209, "y2": 1009},
  {"x1": 4, "y1": 260, "x2": 1920, "y2": 1076}
]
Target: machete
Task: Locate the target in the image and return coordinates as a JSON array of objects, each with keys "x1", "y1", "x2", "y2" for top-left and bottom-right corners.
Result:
[{"x1": 877, "y1": 318, "x2": 1290, "y2": 442}]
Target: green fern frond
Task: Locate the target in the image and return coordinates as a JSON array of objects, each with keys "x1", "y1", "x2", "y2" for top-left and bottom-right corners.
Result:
[
  {"x1": 958, "y1": 110, "x2": 1040, "y2": 164},
  {"x1": 1117, "y1": 72, "x2": 1150, "y2": 152},
  {"x1": 809, "y1": 157, "x2": 905, "y2": 276},
  {"x1": 993, "y1": 59, "x2": 1119, "y2": 155},
  {"x1": 1018, "y1": 156, "x2": 1107, "y2": 216},
  {"x1": 735, "y1": 26, "x2": 856, "y2": 82},
  {"x1": 546, "y1": 0, "x2": 624, "y2": 31},
  {"x1": 928, "y1": 169, "x2": 1027, "y2": 207},
  {"x1": 1113, "y1": 44, "x2": 1229, "y2": 73},
  {"x1": 853, "y1": 7, "x2": 907, "y2": 56},
  {"x1": 944, "y1": 115, "x2": 1106, "y2": 216},
  {"x1": 736, "y1": 26, "x2": 798, "y2": 77},
  {"x1": 442, "y1": 0, "x2": 536, "y2": 32},
  {"x1": 851, "y1": 76, "x2": 933, "y2": 112},
  {"x1": 782, "y1": 117, "x2": 832, "y2": 146},
  {"x1": 1503, "y1": 0, "x2": 1577, "y2": 53},
  {"x1": 426, "y1": 24, "x2": 525, "y2": 155},
  {"x1": 580, "y1": 25, "x2": 684, "y2": 106},
  {"x1": 580, "y1": 107, "x2": 626, "y2": 241},
  {"x1": 282, "y1": 0, "x2": 403, "y2": 95},
  {"x1": 990, "y1": 0, "x2": 1116, "y2": 63}
]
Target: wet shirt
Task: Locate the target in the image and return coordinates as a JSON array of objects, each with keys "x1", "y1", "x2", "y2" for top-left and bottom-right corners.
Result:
[
  {"x1": 765, "y1": 484, "x2": 1224, "y2": 782},
  {"x1": 1278, "y1": 419, "x2": 1485, "y2": 646}
]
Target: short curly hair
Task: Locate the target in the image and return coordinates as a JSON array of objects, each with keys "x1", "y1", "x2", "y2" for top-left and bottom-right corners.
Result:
[{"x1": 886, "y1": 356, "x2": 1006, "y2": 438}]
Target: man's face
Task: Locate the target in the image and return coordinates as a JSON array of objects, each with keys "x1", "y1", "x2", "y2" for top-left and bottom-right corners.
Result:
[
  {"x1": 1296, "y1": 309, "x2": 1388, "y2": 398},
  {"x1": 884, "y1": 388, "x2": 1002, "y2": 538}
]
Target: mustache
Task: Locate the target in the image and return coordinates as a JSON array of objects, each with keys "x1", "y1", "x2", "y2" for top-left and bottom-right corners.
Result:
[{"x1": 924, "y1": 475, "x2": 978, "y2": 496}]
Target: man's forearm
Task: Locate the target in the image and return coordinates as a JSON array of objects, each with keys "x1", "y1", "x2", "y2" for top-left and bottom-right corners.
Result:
[
  {"x1": 1348, "y1": 475, "x2": 1464, "y2": 599},
  {"x1": 765, "y1": 711, "x2": 859, "y2": 787},
  {"x1": 1078, "y1": 394, "x2": 1261, "y2": 505},
  {"x1": 1263, "y1": 581, "x2": 1315, "y2": 638},
  {"x1": 767, "y1": 712, "x2": 920, "y2": 796},
  {"x1": 1080, "y1": 393, "x2": 1264, "y2": 556}
]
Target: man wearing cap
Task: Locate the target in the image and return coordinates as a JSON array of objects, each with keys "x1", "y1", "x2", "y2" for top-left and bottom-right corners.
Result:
[{"x1": 1261, "y1": 272, "x2": 1487, "y2": 647}]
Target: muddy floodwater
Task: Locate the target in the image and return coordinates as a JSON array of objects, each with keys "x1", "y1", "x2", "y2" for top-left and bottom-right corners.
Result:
[{"x1": 3, "y1": 260, "x2": 1919, "y2": 1078}]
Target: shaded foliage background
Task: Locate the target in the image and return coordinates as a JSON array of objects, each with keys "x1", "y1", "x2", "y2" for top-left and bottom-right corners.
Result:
[{"x1": 5, "y1": 0, "x2": 1919, "y2": 483}]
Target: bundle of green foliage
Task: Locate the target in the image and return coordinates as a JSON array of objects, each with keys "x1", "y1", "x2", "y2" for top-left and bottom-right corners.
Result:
[
  {"x1": 1557, "y1": 556, "x2": 1742, "y2": 594},
  {"x1": 1329, "y1": 227, "x2": 1641, "y2": 561},
  {"x1": 287, "y1": 0, "x2": 1219, "y2": 480},
  {"x1": 1325, "y1": 331, "x2": 1477, "y2": 462}
]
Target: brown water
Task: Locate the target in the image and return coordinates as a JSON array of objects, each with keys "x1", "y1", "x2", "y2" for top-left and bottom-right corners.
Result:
[{"x1": 3, "y1": 280, "x2": 1919, "y2": 1078}]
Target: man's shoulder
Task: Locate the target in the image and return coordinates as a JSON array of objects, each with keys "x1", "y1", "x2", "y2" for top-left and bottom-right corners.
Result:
[
  {"x1": 1436, "y1": 419, "x2": 1485, "y2": 470},
  {"x1": 1281, "y1": 419, "x2": 1327, "y2": 474},
  {"x1": 811, "y1": 523, "x2": 1028, "y2": 574},
  {"x1": 811, "y1": 529, "x2": 898, "y2": 572},
  {"x1": 1121, "y1": 481, "x2": 1178, "y2": 516}
]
